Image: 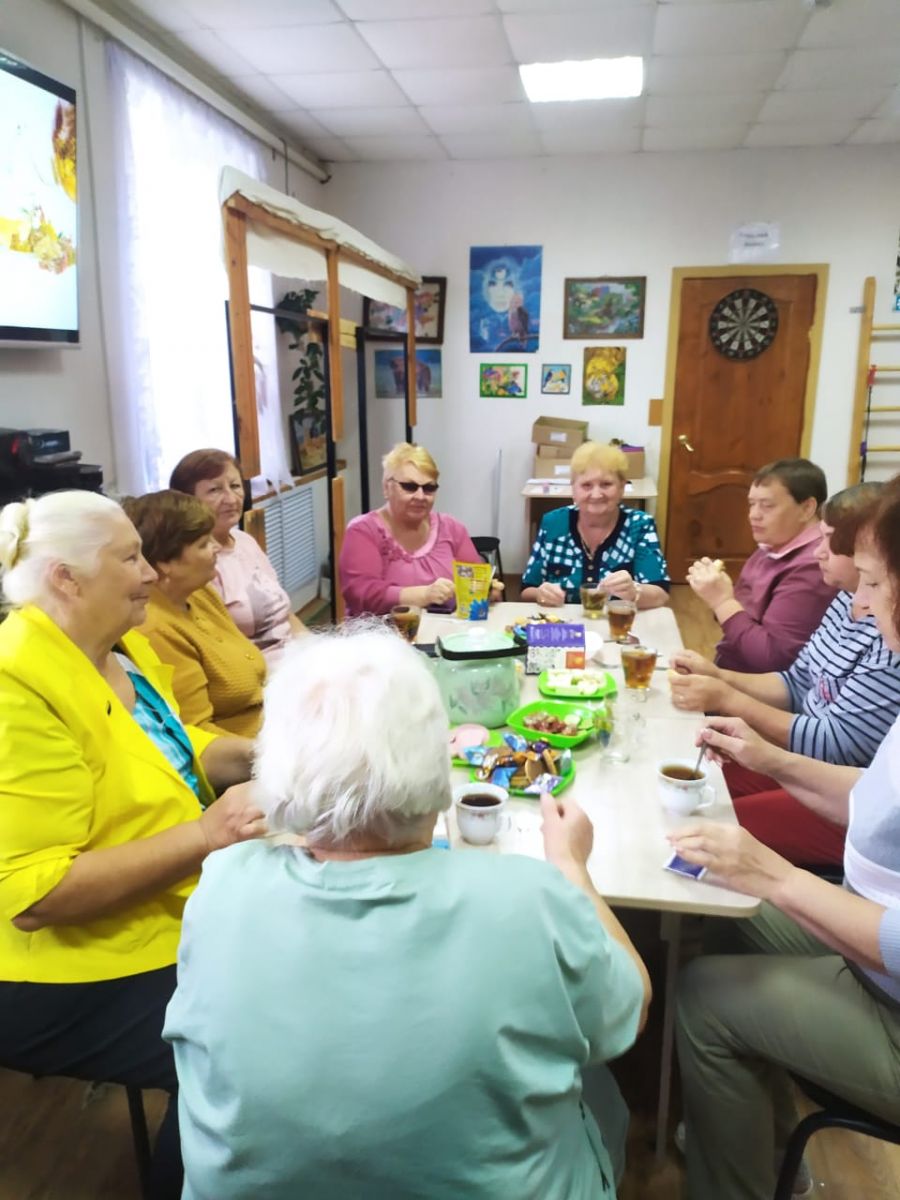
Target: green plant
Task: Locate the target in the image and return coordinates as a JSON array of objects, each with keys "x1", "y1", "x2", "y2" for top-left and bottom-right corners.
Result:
[{"x1": 277, "y1": 289, "x2": 326, "y2": 439}]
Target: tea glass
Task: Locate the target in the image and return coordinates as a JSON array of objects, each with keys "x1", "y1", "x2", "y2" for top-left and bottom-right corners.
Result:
[
  {"x1": 388, "y1": 604, "x2": 422, "y2": 643},
  {"x1": 580, "y1": 585, "x2": 607, "y2": 620},
  {"x1": 607, "y1": 599, "x2": 637, "y2": 643},
  {"x1": 620, "y1": 644, "x2": 658, "y2": 701}
]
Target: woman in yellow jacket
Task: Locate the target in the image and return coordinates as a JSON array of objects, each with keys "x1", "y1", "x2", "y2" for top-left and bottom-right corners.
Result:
[{"x1": 0, "y1": 490, "x2": 265, "y2": 1199}]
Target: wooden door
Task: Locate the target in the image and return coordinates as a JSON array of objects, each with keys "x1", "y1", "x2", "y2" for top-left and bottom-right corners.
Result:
[{"x1": 665, "y1": 273, "x2": 818, "y2": 582}]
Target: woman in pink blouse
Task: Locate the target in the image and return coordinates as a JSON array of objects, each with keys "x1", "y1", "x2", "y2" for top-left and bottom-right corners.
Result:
[
  {"x1": 170, "y1": 449, "x2": 306, "y2": 663},
  {"x1": 340, "y1": 442, "x2": 503, "y2": 617}
]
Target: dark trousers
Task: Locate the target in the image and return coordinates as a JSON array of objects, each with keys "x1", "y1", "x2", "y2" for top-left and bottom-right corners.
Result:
[{"x1": 0, "y1": 965, "x2": 181, "y2": 1199}]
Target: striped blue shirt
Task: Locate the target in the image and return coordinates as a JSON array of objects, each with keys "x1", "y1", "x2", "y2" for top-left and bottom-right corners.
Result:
[{"x1": 781, "y1": 591, "x2": 900, "y2": 766}]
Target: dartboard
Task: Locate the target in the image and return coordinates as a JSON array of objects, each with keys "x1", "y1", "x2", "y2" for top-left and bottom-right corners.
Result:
[{"x1": 708, "y1": 289, "x2": 779, "y2": 360}]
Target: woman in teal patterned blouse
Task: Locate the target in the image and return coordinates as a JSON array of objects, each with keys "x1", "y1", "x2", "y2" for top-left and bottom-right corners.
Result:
[{"x1": 521, "y1": 442, "x2": 670, "y2": 609}]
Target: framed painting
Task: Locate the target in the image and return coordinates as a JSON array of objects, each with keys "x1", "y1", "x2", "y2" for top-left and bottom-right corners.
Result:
[
  {"x1": 374, "y1": 348, "x2": 442, "y2": 399},
  {"x1": 583, "y1": 347, "x2": 626, "y2": 406},
  {"x1": 564, "y1": 276, "x2": 646, "y2": 339},
  {"x1": 540, "y1": 363, "x2": 571, "y2": 395},
  {"x1": 469, "y1": 245, "x2": 542, "y2": 352},
  {"x1": 363, "y1": 276, "x2": 446, "y2": 344},
  {"x1": 479, "y1": 363, "x2": 527, "y2": 398}
]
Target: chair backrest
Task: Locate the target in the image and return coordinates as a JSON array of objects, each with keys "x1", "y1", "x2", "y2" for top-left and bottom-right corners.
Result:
[{"x1": 471, "y1": 536, "x2": 503, "y2": 579}]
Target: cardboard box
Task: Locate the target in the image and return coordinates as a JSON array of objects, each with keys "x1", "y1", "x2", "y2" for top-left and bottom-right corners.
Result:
[
  {"x1": 533, "y1": 455, "x2": 572, "y2": 480},
  {"x1": 536, "y1": 443, "x2": 572, "y2": 459},
  {"x1": 525, "y1": 622, "x2": 586, "y2": 675},
  {"x1": 532, "y1": 416, "x2": 588, "y2": 451},
  {"x1": 622, "y1": 447, "x2": 645, "y2": 478}
]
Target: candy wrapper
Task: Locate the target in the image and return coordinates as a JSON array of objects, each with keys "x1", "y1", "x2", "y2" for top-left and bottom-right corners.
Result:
[
  {"x1": 462, "y1": 732, "x2": 572, "y2": 795},
  {"x1": 453, "y1": 560, "x2": 492, "y2": 620}
]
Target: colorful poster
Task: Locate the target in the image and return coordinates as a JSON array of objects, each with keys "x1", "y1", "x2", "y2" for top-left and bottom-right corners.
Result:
[
  {"x1": 469, "y1": 245, "x2": 541, "y2": 353},
  {"x1": 374, "y1": 348, "x2": 442, "y2": 399},
  {"x1": 582, "y1": 347, "x2": 626, "y2": 406},
  {"x1": 479, "y1": 363, "x2": 528, "y2": 397},
  {"x1": 540, "y1": 363, "x2": 571, "y2": 394}
]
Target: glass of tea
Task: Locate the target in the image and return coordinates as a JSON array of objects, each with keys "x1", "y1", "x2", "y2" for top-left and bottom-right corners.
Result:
[
  {"x1": 388, "y1": 604, "x2": 422, "y2": 643},
  {"x1": 580, "y1": 584, "x2": 607, "y2": 619},
  {"x1": 607, "y1": 599, "x2": 637, "y2": 643},
  {"x1": 620, "y1": 644, "x2": 657, "y2": 699}
]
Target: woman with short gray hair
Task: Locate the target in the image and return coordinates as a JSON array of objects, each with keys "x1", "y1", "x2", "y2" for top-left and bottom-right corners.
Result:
[{"x1": 165, "y1": 621, "x2": 651, "y2": 1200}]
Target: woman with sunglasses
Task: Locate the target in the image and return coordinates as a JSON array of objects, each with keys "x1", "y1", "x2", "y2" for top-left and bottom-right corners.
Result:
[{"x1": 340, "y1": 442, "x2": 503, "y2": 616}]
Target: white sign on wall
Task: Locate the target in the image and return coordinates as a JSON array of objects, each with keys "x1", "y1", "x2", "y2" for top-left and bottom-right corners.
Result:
[{"x1": 729, "y1": 222, "x2": 781, "y2": 264}]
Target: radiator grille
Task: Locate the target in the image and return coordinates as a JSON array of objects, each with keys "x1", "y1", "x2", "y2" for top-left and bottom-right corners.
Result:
[{"x1": 260, "y1": 484, "x2": 317, "y2": 593}]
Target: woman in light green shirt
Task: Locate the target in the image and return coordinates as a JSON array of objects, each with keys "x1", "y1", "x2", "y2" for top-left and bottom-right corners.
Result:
[{"x1": 165, "y1": 623, "x2": 651, "y2": 1200}]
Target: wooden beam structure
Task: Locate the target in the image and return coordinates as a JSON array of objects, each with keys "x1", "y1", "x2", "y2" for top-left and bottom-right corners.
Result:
[
  {"x1": 222, "y1": 204, "x2": 261, "y2": 477},
  {"x1": 847, "y1": 276, "x2": 877, "y2": 485}
]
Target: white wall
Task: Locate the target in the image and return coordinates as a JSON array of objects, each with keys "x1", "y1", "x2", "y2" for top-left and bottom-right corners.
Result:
[{"x1": 326, "y1": 147, "x2": 900, "y2": 571}]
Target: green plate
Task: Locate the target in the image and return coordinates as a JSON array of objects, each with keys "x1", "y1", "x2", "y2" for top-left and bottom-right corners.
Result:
[
  {"x1": 538, "y1": 668, "x2": 617, "y2": 701},
  {"x1": 506, "y1": 700, "x2": 598, "y2": 749},
  {"x1": 469, "y1": 753, "x2": 575, "y2": 798}
]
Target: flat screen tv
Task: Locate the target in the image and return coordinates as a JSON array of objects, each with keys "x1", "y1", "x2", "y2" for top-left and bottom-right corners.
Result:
[{"x1": 0, "y1": 48, "x2": 78, "y2": 346}]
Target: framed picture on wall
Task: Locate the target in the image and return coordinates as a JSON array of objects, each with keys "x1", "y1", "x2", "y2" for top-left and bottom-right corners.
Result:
[
  {"x1": 363, "y1": 277, "x2": 447, "y2": 344},
  {"x1": 479, "y1": 363, "x2": 528, "y2": 398},
  {"x1": 374, "y1": 348, "x2": 442, "y2": 399},
  {"x1": 564, "y1": 276, "x2": 646, "y2": 339},
  {"x1": 583, "y1": 347, "x2": 626, "y2": 406},
  {"x1": 540, "y1": 363, "x2": 571, "y2": 394}
]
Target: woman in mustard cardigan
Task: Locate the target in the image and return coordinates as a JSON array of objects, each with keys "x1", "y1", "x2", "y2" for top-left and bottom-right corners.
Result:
[
  {"x1": 0, "y1": 490, "x2": 265, "y2": 1198},
  {"x1": 123, "y1": 490, "x2": 268, "y2": 738}
]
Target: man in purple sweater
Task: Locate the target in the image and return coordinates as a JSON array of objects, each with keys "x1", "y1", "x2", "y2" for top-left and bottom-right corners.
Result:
[{"x1": 688, "y1": 459, "x2": 836, "y2": 673}]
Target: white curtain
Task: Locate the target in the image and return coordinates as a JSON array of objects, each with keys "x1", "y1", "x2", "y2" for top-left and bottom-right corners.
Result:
[{"x1": 105, "y1": 44, "x2": 292, "y2": 494}]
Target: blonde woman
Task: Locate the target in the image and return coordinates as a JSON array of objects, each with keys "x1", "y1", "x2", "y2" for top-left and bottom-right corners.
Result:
[
  {"x1": 521, "y1": 441, "x2": 670, "y2": 609},
  {"x1": 339, "y1": 442, "x2": 503, "y2": 616}
]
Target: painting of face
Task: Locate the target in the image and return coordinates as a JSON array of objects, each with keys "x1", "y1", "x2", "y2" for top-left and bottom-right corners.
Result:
[{"x1": 469, "y1": 245, "x2": 542, "y2": 353}]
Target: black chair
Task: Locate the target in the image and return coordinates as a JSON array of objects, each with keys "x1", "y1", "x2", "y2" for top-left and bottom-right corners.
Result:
[
  {"x1": 471, "y1": 536, "x2": 504, "y2": 581},
  {"x1": 774, "y1": 1075, "x2": 900, "y2": 1199}
]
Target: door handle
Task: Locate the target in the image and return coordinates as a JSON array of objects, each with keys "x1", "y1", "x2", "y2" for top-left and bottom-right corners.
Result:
[{"x1": 678, "y1": 434, "x2": 695, "y2": 453}]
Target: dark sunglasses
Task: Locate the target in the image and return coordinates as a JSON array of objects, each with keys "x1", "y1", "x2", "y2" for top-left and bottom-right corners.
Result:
[{"x1": 390, "y1": 478, "x2": 439, "y2": 495}]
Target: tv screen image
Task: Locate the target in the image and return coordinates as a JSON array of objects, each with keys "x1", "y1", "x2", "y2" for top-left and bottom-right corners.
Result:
[{"x1": 0, "y1": 49, "x2": 78, "y2": 345}]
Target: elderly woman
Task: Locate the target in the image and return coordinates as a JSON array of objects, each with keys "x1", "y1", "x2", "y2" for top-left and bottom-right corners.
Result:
[
  {"x1": 521, "y1": 441, "x2": 670, "y2": 608},
  {"x1": 123, "y1": 490, "x2": 267, "y2": 738},
  {"x1": 688, "y1": 458, "x2": 835, "y2": 673},
  {"x1": 339, "y1": 441, "x2": 504, "y2": 616},
  {"x1": 164, "y1": 623, "x2": 651, "y2": 1199},
  {"x1": 170, "y1": 448, "x2": 306, "y2": 663},
  {"x1": 670, "y1": 475, "x2": 900, "y2": 1199},
  {"x1": 0, "y1": 491, "x2": 265, "y2": 1199}
]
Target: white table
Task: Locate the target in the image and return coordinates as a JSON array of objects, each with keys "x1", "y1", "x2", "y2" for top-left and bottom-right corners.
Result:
[{"x1": 421, "y1": 602, "x2": 759, "y2": 1156}]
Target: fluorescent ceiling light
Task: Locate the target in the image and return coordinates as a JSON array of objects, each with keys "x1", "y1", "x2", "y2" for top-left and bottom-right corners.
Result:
[{"x1": 519, "y1": 57, "x2": 644, "y2": 103}]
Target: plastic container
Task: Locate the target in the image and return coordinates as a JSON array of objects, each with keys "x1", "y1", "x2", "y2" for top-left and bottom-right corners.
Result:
[{"x1": 433, "y1": 630, "x2": 524, "y2": 729}]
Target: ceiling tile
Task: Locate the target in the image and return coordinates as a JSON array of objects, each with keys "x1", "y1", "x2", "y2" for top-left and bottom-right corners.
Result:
[
  {"x1": 440, "y1": 131, "x2": 543, "y2": 158},
  {"x1": 503, "y1": 9, "x2": 654, "y2": 62},
  {"x1": 215, "y1": 22, "x2": 380, "y2": 73},
  {"x1": 744, "y1": 120, "x2": 857, "y2": 147},
  {"x1": 539, "y1": 126, "x2": 642, "y2": 154},
  {"x1": 342, "y1": 134, "x2": 449, "y2": 160},
  {"x1": 779, "y1": 48, "x2": 900, "y2": 92},
  {"x1": 391, "y1": 66, "x2": 525, "y2": 106},
  {"x1": 356, "y1": 17, "x2": 511, "y2": 69},
  {"x1": 179, "y1": 0, "x2": 341, "y2": 26},
  {"x1": 271, "y1": 69, "x2": 407, "y2": 108},
  {"x1": 646, "y1": 91, "x2": 763, "y2": 126},
  {"x1": 114, "y1": 0, "x2": 202, "y2": 31},
  {"x1": 530, "y1": 97, "x2": 645, "y2": 131},
  {"x1": 800, "y1": 0, "x2": 900, "y2": 50},
  {"x1": 647, "y1": 51, "x2": 787, "y2": 94},
  {"x1": 338, "y1": 0, "x2": 493, "y2": 16},
  {"x1": 497, "y1": 0, "x2": 650, "y2": 9},
  {"x1": 226, "y1": 73, "x2": 299, "y2": 110},
  {"x1": 314, "y1": 106, "x2": 429, "y2": 136},
  {"x1": 642, "y1": 124, "x2": 748, "y2": 151},
  {"x1": 162, "y1": 29, "x2": 259, "y2": 75},
  {"x1": 300, "y1": 135, "x2": 358, "y2": 162},
  {"x1": 654, "y1": 2, "x2": 808, "y2": 56},
  {"x1": 270, "y1": 109, "x2": 330, "y2": 138},
  {"x1": 419, "y1": 102, "x2": 536, "y2": 135},
  {"x1": 846, "y1": 117, "x2": 900, "y2": 144},
  {"x1": 758, "y1": 89, "x2": 889, "y2": 123}
]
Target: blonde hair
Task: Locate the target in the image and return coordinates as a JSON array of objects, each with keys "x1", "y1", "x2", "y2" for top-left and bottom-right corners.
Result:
[
  {"x1": 570, "y1": 441, "x2": 628, "y2": 483},
  {"x1": 0, "y1": 491, "x2": 126, "y2": 609},
  {"x1": 382, "y1": 442, "x2": 439, "y2": 483}
]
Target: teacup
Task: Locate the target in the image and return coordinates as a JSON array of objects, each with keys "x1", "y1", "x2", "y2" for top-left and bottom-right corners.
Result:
[
  {"x1": 657, "y1": 759, "x2": 715, "y2": 816},
  {"x1": 453, "y1": 782, "x2": 508, "y2": 845}
]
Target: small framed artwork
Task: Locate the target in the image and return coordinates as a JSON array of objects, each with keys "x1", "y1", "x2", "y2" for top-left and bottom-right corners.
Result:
[
  {"x1": 564, "y1": 277, "x2": 646, "y2": 339},
  {"x1": 479, "y1": 363, "x2": 527, "y2": 398},
  {"x1": 540, "y1": 363, "x2": 571, "y2": 395},
  {"x1": 583, "y1": 347, "x2": 626, "y2": 406},
  {"x1": 374, "y1": 348, "x2": 442, "y2": 399},
  {"x1": 363, "y1": 276, "x2": 447, "y2": 344}
]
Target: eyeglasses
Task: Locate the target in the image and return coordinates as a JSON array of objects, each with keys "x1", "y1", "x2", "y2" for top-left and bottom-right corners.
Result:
[{"x1": 389, "y1": 478, "x2": 439, "y2": 496}]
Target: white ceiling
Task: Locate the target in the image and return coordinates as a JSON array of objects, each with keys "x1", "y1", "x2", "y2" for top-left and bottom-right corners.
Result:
[{"x1": 93, "y1": 0, "x2": 900, "y2": 166}]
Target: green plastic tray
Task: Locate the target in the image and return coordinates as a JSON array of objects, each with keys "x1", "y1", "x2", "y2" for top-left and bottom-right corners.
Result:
[
  {"x1": 538, "y1": 669, "x2": 618, "y2": 701},
  {"x1": 506, "y1": 700, "x2": 598, "y2": 749}
]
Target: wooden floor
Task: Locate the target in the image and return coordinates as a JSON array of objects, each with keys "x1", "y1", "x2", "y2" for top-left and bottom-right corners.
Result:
[{"x1": 2, "y1": 586, "x2": 898, "y2": 1198}]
